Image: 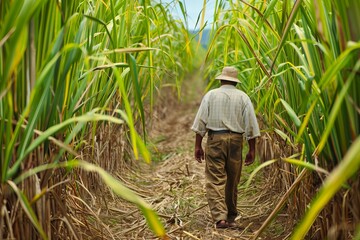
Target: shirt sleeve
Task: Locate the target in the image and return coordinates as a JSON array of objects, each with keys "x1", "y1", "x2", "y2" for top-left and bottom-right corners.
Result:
[
  {"x1": 191, "y1": 93, "x2": 209, "y2": 137},
  {"x1": 243, "y1": 97, "x2": 260, "y2": 140}
]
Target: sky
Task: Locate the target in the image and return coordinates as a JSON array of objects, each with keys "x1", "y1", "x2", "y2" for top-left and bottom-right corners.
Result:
[{"x1": 159, "y1": 0, "x2": 216, "y2": 30}]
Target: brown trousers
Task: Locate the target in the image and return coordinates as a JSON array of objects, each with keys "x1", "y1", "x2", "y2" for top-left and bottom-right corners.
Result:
[{"x1": 205, "y1": 132, "x2": 243, "y2": 222}]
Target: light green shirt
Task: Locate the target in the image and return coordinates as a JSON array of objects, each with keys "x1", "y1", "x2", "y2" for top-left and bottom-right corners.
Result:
[{"x1": 191, "y1": 85, "x2": 260, "y2": 140}]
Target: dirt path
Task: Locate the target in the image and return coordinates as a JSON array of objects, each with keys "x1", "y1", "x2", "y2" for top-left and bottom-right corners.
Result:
[{"x1": 105, "y1": 72, "x2": 286, "y2": 239}]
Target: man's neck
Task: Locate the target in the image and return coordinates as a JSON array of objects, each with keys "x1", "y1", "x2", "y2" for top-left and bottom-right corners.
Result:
[{"x1": 220, "y1": 81, "x2": 237, "y2": 87}]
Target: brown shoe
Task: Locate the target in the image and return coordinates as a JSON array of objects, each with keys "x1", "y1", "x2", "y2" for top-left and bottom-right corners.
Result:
[{"x1": 216, "y1": 220, "x2": 229, "y2": 229}]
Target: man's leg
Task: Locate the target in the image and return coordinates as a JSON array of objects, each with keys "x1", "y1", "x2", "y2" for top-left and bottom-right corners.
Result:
[
  {"x1": 205, "y1": 134, "x2": 228, "y2": 223},
  {"x1": 225, "y1": 134, "x2": 243, "y2": 223}
]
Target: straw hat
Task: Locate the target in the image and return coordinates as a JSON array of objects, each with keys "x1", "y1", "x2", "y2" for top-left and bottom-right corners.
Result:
[{"x1": 215, "y1": 66, "x2": 240, "y2": 83}]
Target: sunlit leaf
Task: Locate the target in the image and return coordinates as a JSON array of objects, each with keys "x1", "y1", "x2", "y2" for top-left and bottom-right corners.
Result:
[{"x1": 292, "y1": 137, "x2": 360, "y2": 239}]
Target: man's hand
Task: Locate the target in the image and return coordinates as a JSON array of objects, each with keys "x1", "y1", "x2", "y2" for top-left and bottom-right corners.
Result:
[
  {"x1": 194, "y1": 133, "x2": 204, "y2": 163},
  {"x1": 195, "y1": 147, "x2": 204, "y2": 163},
  {"x1": 244, "y1": 138, "x2": 256, "y2": 166},
  {"x1": 244, "y1": 151, "x2": 255, "y2": 166}
]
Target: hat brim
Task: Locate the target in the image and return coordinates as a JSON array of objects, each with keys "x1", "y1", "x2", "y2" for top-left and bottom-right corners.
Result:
[{"x1": 215, "y1": 74, "x2": 241, "y2": 83}]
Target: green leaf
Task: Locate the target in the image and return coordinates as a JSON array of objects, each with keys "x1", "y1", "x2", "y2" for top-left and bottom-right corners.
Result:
[
  {"x1": 7, "y1": 111, "x2": 124, "y2": 180},
  {"x1": 281, "y1": 158, "x2": 328, "y2": 175},
  {"x1": 7, "y1": 181, "x2": 48, "y2": 240},
  {"x1": 11, "y1": 159, "x2": 166, "y2": 238},
  {"x1": 84, "y1": 14, "x2": 115, "y2": 48},
  {"x1": 127, "y1": 54, "x2": 146, "y2": 139},
  {"x1": 280, "y1": 98, "x2": 301, "y2": 127},
  {"x1": 263, "y1": 0, "x2": 279, "y2": 19},
  {"x1": 270, "y1": 0, "x2": 303, "y2": 73},
  {"x1": 75, "y1": 161, "x2": 166, "y2": 238},
  {"x1": 314, "y1": 60, "x2": 360, "y2": 156},
  {"x1": 245, "y1": 159, "x2": 278, "y2": 187},
  {"x1": 292, "y1": 137, "x2": 360, "y2": 239}
]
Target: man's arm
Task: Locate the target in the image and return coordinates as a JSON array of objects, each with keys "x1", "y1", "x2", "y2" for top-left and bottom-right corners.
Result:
[
  {"x1": 194, "y1": 133, "x2": 204, "y2": 163},
  {"x1": 244, "y1": 138, "x2": 256, "y2": 166},
  {"x1": 243, "y1": 97, "x2": 260, "y2": 166}
]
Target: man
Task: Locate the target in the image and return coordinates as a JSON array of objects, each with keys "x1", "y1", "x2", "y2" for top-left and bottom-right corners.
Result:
[{"x1": 191, "y1": 66, "x2": 260, "y2": 229}]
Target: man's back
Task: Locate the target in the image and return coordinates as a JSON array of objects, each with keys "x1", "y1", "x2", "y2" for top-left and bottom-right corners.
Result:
[
  {"x1": 206, "y1": 85, "x2": 250, "y2": 132},
  {"x1": 192, "y1": 84, "x2": 259, "y2": 140}
]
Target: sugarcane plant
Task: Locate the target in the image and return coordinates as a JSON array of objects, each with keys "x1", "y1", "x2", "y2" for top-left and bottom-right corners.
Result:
[
  {"x1": 0, "y1": 0, "x2": 196, "y2": 239},
  {"x1": 204, "y1": 0, "x2": 360, "y2": 238}
]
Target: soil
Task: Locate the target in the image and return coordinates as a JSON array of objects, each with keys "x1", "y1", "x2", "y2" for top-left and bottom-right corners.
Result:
[{"x1": 101, "y1": 72, "x2": 289, "y2": 240}]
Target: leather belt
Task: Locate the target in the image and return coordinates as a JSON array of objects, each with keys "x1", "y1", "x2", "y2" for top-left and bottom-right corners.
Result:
[{"x1": 208, "y1": 130, "x2": 242, "y2": 135}]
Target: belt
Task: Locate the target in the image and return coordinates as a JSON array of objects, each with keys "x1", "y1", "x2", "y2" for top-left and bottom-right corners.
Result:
[{"x1": 208, "y1": 130, "x2": 242, "y2": 135}]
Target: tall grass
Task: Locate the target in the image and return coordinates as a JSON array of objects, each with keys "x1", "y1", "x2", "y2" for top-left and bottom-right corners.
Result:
[
  {"x1": 0, "y1": 0, "x2": 196, "y2": 238},
  {"x1": 205, "y1": 0, "x2": 359, "y2": 238}
]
